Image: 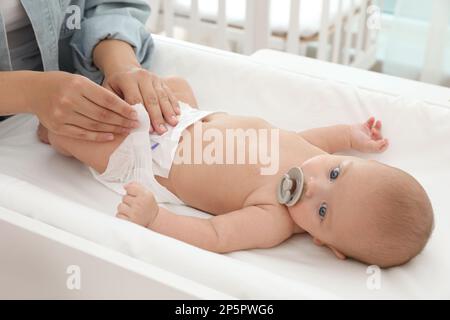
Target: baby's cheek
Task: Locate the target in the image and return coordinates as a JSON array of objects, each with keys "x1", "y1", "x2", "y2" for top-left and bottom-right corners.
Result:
[{"x1": 291, "y1": 202, "x2": 314, "y2": 229}]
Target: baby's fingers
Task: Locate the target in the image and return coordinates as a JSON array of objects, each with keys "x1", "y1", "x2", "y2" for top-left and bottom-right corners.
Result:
[
  {"x1": 124, "y1": 181, "x2": 146, "y2": 196},
  {"x1": 374, "y1": 120, "x2": 382, "y2": 130},
  {"x1": 365, "y1": 117, "x2": 375, "y2": 129},
  {"x1": 117, "y1": 202, "x2": 132, "y2": 215},
  {"x1": 368, "y1": 139, "x2": 389, "y2": 153},
  {"x1": 369, "y1": 120, "x2": 383, "y2": 140},
  {"x1": 122, "y1": 195, "x2": 135, "y2": 206},
  {"x1": 371, "y1": 127, "x2": 383, "y2": 140},
  {"x1": 116, "y1": 213, "x2": 131, "y2": 221}
]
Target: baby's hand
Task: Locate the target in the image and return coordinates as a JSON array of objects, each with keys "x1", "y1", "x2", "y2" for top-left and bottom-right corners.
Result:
[
  {"x1": 116, "y1": 182, "x2": 159, "y2": 228},
  {"x1": 350, "y1": 117, "x2": 389, "y2": 153}
]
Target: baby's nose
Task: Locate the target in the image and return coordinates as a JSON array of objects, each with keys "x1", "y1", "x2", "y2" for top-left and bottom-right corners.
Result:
[{"x1": 304, "y1": 178, "x2": 316, "y2": 198}]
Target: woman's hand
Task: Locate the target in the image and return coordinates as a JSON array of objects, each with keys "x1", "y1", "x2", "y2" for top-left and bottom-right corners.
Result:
[
  {"x1": 33, "y1": 71, "x2": 140, "y2": 142},
  {"x1": 102, "y1": 67, "x2": 180, "y2": 134},
  {"x1": 350, "y1": 117, "x2": 389, "y2": 153},
  {"x1": 116, "y1": 182, "x2": 160, "y2": 228},
  {"x1": 93, "y1": 39, "x2": 180, "y2": 135}
]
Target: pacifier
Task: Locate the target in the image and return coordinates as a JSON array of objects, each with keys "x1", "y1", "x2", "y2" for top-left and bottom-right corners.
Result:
[{"x1": 277, "y1": 167, "x2": 305, "y2": 207}]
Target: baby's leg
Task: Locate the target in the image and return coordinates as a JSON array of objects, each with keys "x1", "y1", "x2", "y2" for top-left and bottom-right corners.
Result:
[
  {"x1": 165, "y1": 76, "x2": 198, "y2": 108},
  {"x1": 46, "y1": 76, "x2": 197, "y2": 173},
  {"x1": 48, "y1": 129, "x2": 125, "y2": 173}
]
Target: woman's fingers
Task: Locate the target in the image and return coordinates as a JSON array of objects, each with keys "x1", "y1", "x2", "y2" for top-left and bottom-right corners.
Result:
[
  {"x1": 117, "y1": 77, "x2": 143, "y2": 106},
  {"x1": 162, "y1": 82, "x2": 181, "y2": 115},
  {"x1": 68, "y1": 111, "x2": 131, "y2": 135},
  {"x1": 153, "y1": 77, "x2": 178, "y2": 126},
  {"x1": 82, "y1": 78, "x2": 138, "y2": 123},
  {"x1": 139, "y1": 76, "x2": 167, "y2": 134},
  {"x1": 58, "y1": 124, "x2": 115, "y2": 142},
  {"x1": 76, "y1": 96, "x2": 139, "y2": 129}
]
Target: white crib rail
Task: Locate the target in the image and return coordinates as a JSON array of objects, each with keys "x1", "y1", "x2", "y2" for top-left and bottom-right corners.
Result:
[
  {"x1": 331, "y1": 0, "x2": 344, "y2": 63},
  {"x1": 244, "y1": 0, "x2": 270, "y2": 54},
  {"x1": 148, "y1": 0, "x2": 381, "y2": 70},
  {"x1": 217, "y1": 0, "x2": 228, "y2": 49},
  {"x1": 286, "y1": 0, "x2": 301, "y2": 54},
  {"x1": 163, "y1": 0, "x2": 174, "y2": 37}
]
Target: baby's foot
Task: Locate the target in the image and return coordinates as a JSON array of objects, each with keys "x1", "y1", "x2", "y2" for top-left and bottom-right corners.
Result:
[
  {"x1": 37, "y1": 123, "x2": 50, "y2": 144},
  {"x1": 116, "y1": 182, "x2": 159, "y2": 228}
]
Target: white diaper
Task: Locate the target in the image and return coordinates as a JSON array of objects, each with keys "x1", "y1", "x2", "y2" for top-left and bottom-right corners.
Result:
[
  {"x1": 150, "y1": 102, "x2": 217, "y2": 178},
  {"x1": 89, "y1": 102, "x2": 217, "y2": 204}
]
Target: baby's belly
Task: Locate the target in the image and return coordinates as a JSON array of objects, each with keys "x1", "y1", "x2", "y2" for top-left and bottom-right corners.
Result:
[{"x1": 155, "y1": 113, "x2": 276, "y2": 214}]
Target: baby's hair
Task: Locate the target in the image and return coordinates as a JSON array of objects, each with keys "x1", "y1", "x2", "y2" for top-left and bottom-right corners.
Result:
[{"x1": 347, "y1": 162, "x2": 434, "y2": 268}]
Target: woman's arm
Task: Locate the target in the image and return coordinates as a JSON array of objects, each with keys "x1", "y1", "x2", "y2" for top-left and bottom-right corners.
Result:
[
  {"x1": 93, "y1": 39, "x2": 181, "y2": 134},
  {"x1": 70, "y1": 0, "x2": 153, "y2": 84},
  {"x1": 0, "y1": 71, "x2": 38, "y2": 115},
  {"x1": 69, "y1": 0, "x2": 179, "y2": 134}
]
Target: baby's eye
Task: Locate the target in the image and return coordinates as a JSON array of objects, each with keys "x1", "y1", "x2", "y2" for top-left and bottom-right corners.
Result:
[
  {"x1": 318, "y1": 203, "x2": 327, "y2": 220},
  {"x1": 329, "y1": 167, "x2": 340, "y2": 180}
]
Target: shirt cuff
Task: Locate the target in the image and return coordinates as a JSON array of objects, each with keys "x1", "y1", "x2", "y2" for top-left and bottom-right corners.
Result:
[{"x1": 70, "y1": 14, "x2": 154, "y2": 84}]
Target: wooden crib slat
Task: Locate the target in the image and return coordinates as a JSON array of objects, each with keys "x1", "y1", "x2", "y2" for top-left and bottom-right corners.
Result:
[
  {"x1": 164, "y1": 0, "x2": 174, "y2": 37},
  {"x1": 331, "y1": 0, "x2": 344, "y2": 63},
  {"x1": 317, "y1": 0, "x2": 331, "y2": 61},
  {"x1": 286, "y1": 0, "x2": 301, "y2": 54}
]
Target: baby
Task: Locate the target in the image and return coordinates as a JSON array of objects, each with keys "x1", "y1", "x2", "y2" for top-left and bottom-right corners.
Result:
[{"x1": 40, "y1": 77, "x2": 434, "y2": 268}]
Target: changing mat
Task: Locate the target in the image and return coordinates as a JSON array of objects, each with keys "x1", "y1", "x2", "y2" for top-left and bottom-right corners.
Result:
[{"x1": 1, "y1": 38, "x2": 449, "y2": 299}]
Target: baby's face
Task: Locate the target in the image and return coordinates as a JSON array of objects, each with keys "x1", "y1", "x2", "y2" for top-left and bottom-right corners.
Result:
[{"x1": 289, "y1": 154, "x2": 378, "y2": 260}]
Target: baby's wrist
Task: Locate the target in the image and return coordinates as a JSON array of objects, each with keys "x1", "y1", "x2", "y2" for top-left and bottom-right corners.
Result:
[
  {"x1": 346, "y1": 125, "x2": 355, "y2": 149},
  {"x1": 147, "y1": 205, "x2": 161, "y2": 230}
]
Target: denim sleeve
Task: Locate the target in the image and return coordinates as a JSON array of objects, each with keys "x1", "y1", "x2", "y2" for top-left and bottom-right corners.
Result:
[{"x1": 70, "y1": 0, "x2": 154, "y2": 84}]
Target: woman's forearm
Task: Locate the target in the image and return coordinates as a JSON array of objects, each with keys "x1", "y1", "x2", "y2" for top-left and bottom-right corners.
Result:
[
  {"x1": 0, "y1": 71, "x2": 40, "y2": 115},
  {"x1": 93, "y1": 39, "x2": 141, "y2": 77}
]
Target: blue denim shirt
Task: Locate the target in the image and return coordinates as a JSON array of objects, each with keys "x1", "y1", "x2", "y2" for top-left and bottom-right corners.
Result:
[{"x1": 0, "y1": 0, "x2": 154, "y2": 84}]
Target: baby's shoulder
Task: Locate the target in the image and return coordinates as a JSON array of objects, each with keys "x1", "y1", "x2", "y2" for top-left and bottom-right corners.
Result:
[{"x1": 245, "y1": 186, "x2": 292, "y2": 218}]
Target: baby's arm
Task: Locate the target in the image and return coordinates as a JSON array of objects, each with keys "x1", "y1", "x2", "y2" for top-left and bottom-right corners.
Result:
[
  {"x1": 118, "y1": 183, "x2": 294, "y2": 253},
  {"x1": 299, "y1": 117, "x2": 389, "y2": 154},
  {"x1": 299, "y1": 124, "x2": 352, "y2": 154}
]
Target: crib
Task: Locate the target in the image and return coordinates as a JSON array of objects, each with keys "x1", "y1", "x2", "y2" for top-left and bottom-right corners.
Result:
[
  {"x1": 147, "y1": 0, "x2": 381, "y2": 69},
  {"x1": 1, "y1": 35, "x2": 450, "y2": 299}
]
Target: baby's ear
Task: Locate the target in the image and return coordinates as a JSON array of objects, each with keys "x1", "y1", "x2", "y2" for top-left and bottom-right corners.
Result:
[
  {"x1": 313, "y1": 238, "x2": 325, "y2": 246},
  {"x1": 329, "y1": 246, "x2": 347, "y2": 260}
]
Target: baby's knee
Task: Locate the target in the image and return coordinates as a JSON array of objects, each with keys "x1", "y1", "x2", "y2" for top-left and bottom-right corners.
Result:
[
  {"x1": 163, "y1": 76, "x2": 190, "y2": 89},
  {"x1": 163, "y1": 76, "x2": 197, "y2": 107},
  {"x1": 47, "y1": 131, "x2": 73, "y2": 157}
]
